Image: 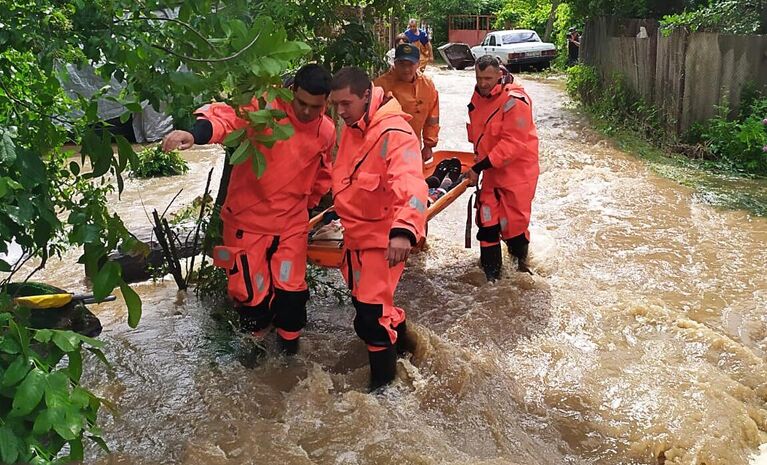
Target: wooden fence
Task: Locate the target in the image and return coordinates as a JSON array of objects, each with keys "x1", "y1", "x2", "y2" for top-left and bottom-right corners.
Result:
[{"x1": 582, "y1": 16, "x2": 767, "y2": 133}]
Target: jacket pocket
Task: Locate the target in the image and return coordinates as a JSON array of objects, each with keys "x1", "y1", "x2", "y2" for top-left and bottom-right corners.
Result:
[
  {"x1": 213, "y1": 245, "x2": 255, "y2": 305},
  {"x1": 352, "y1": 172, "x2": 386, "y2": 220}
]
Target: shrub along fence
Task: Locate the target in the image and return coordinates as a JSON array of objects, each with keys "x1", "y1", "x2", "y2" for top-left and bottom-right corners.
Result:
[{"x1": 581, "y1": 16, "x2": 767, "y2": 134}]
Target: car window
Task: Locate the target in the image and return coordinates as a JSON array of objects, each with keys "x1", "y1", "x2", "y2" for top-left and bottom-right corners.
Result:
[
  {"x1": 483, "y1": 35, "x2": 490, "y2": 46},
  {"x1": 489, "y1": 35, "x2": 497, "y2": 46},
  {"x1": 501, "y1": 31, "x2": 541, "y2": 44}
]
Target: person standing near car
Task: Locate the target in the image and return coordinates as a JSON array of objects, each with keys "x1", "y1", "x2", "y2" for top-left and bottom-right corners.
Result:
[
  {"x1": 466, "y1": 55, "x2": 540, "y2": 280},
  {"x1": 567, "y1": 27, "x2": 580, "y2": 66},
  {"x1": 161, "y1": 64, "x2": 336, "y2": 355},
  {"x1": 375, "y1": 43, "x2": 440, "y2": 162},
  {"x1": 329, "y1": 66, "x2": 428, "y2": 390}
]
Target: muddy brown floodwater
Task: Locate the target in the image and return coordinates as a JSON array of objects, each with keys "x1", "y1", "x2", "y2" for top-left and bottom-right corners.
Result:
[{"x1": 28, "y1": 68, "x2": 767, "y2": 465}]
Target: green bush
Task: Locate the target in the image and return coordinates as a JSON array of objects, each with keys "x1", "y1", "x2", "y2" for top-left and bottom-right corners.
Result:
[
  {"x1": 0, "y1": 309, "x2": 108, "y2": 464},
  {"x1": 565, "y1": 64, "x2": 600, "y2": 104},
  {"x1": 695, "y1": 98, "x2": 767, "y2": 174},
  {"x1": 566, "y1": 64, "x2": 665, "y2": 139},
  {"x1": 131, "y1": 146, "x2": 189, "y2": 178}
]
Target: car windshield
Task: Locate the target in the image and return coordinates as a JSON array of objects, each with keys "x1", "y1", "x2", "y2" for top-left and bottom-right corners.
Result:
[{"x1": 501, "y1": 32, "x2": 541, "y2": 44}]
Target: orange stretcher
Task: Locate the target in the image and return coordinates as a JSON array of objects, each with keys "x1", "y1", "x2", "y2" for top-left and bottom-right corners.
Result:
[{"x1": 307, "y1": 150, "x2": 474, "y2": 268}]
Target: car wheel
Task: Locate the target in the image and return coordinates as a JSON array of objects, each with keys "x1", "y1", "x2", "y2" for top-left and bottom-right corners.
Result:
[{"x1": 455, "y1": 64, "x2": 466, "y2": 70}]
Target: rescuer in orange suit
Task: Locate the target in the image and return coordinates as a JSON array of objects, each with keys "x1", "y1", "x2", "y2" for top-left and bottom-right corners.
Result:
[
  {"x1": 375, "y1": 44, "x2": 440, "y2": 162},
  {"x1": 161, "y1": 64, "x2": 336, "y2": 355},
  {"x1": 329, "y1": 67, "x2": 428, "y2": 390},
  {"x1": 465, "y1": 55, "x2": 540, "y2": 280}
]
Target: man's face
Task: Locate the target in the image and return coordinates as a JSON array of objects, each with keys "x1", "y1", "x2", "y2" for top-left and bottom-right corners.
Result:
[
  {"x1": 291, "y1": 87, "x2": 327, "y2": 123},
  {"x1": 393, "y1": 59, "x2": 417, "y2": 82},
  {"x1": 409, "y1": 22, "x2": 418, "y2": 32},
  {"x1": 330, "y1": 86, "x2": 370, "y2": 126},
  {"x1": 475, "y1": 66, "x2": 502, "y2": 97}
]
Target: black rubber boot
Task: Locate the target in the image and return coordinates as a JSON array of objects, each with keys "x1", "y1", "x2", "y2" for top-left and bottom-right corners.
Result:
[
  {"x1": 480, "y1": 244, "x2": 503, "y2": 281},
  {"x1": 278, "y1": 336, "x2": 300, "y2": 355},
  {"x1": 394, "y1": 321, "x2": 413, "y2": 356},
  {"x1": 237, "y1": 299, "x2": 273, "y2": 334},
  {"x1": 506, "y1": 234, "x2": 532, "y2": 274},
  {"x1": 368, "y1": 346, "x2": 397, "y2": 392}
]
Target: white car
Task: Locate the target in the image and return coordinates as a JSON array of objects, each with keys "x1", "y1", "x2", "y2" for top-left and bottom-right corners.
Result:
[{"x1": 470, "y1": 30, "x2": 557, "y2": 69}]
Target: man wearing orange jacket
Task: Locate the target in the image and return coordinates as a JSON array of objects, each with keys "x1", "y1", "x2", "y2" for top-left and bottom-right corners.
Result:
[
  {"x1": 466, "y1": 55, "x2": 540, "y2": 280},
  {"x1": 329, "y1": 66, "x2": 428, "y2": 390},
  {"x1": 162, "y1": 64, "x2": 336, "y2": 354},
  {"x1": 375, "y1": 44, "x2": 440, "y2": 162}
]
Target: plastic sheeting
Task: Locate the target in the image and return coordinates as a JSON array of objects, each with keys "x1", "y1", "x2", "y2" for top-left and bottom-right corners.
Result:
[{"x1": 61, "y1": 63, "x2": 174, "y2": 143}]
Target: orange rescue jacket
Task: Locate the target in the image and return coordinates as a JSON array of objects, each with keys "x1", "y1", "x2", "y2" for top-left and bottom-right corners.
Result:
[
  {"x1": 196, "y1": 97, "x2": 335, "y2": 235},
  {"x1": 374, "y1": 70, "x2": 440, "y2": 149},
  {"x1": 332, "y1": 87, "x2": 428, "y2": 250},
  {"x1": 467, "y1": 81, "x2": 539, "y2": 190}
]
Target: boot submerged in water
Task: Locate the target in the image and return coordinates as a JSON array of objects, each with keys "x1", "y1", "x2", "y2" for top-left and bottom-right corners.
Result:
[
  {"x1": 368, "y1": 346, "x2": 397, "y2": 392},
  {"x1": 480, "y1": 244, "x2": 502, "y2": 282},
  {"x1": 506, "y1": 235, "x2": 533, "y2": 275}
]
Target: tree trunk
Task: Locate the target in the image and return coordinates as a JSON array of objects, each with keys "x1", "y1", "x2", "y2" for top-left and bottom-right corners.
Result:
[
  {"x1": 761, "y1": 0, "x2": 767, "y2": 34},
  {"x1": 543, "y1": 0, "x2": 561, "y2": 42}
]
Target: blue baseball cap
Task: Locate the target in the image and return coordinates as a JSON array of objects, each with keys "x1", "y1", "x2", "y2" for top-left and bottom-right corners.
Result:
[{"x1": 395, "y1": 43, "x2": 420, "y2": 64}]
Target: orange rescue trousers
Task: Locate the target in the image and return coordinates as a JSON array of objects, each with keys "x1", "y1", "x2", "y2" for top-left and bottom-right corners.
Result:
[
  {"x1": 214, "y1": 222, "x2": 310, "y2": 342},
  {"x1": 340, "y1": 248, "x2": 407, "y2": 351}
]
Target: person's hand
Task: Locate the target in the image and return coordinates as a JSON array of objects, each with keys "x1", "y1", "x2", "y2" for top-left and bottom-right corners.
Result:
[
  {"x1": 385, "y1": 236, "x2": 412, "y2": 267},
  {"x1": 162, "y1": 130, "x2": 195, "y2": 152},
  {"x1": 466, "y1": 169, "x2": 479, "y2": 186},
  {"x1": 421, "y1": 146, "x2": 433, "y2": 162}
]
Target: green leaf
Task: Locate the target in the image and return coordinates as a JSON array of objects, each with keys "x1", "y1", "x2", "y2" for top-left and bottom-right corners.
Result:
[
  {"x1": 69, "y1": 161, "x2": 80, "y2": 176},
  {"x1": 115, "y1": 136, "x2": 134, "y2": 172},
  {"x1": 51, "y1": 331, "x2": 79, "y2": 353},
  {"x1": 11, "y1": 367, "x2": 46, "y2": 416},
  {"x1": 45, "y1": 371, "x2": 71, "y2": 408},
  {"x1": 2, "y1": 357, "x2": 30, "y2": 387},
  {"x1": 120, "y1": 283, "x2": 142, "y2": 329},
  {"x1": 53, "y1": 406, "x2": 85, "y2": 441},
  {"x1": 33, "y1": 329, "x2": 53, "y2": 343},
  {"x1": 250, "y1": 150, "x2": 266, "y2": 178},
  {"x1": 92, "y1": 261, "x2": 121, "y2": 301},
  {"x1": 259, "y1": 56, "x2": 282, "y2": 75},
  {"x1": 0, "y1": 426, "x2": 20, "y2": 464},
  {"x1": 70, "y1": 387, "x2": 90, "y2": 409},
  {"x1": 67, "y1": 438, "x2": 84, "y2": 461},
  {"x1": 33, "y1": 406, "x2": 66, "y2": 435},
  {"x1": 229, "y1": 139, "x2": 251, "y2": 165},
  {"x1": 272, "y1": 122, "x2": 295, "y2": 140},
  {"x1": 0, "y1": 258, "x2": 10, "y2": 272},
  {"x1": 223, "y1": 128, "x2": 245, "y2": 147},
  {"x1": 88, "y1": 434, "x2": 110, "y2": 453},
  {"x1": 0, "y1": 129, "x2": 16, "y2": 165},
  {"x1": 0, "y1": 336, "x2": 21, "y2": 354},
  {"x1": 86, "y1": 347, "x2": 112, "y2": 369},
  {"x1": 68, "y1": 348, "x2": 83, "y2": 381}
]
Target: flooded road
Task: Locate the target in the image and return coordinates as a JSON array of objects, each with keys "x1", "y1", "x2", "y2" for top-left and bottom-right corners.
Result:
[{"x1": 31, "y1": 68, "x2": 767, "y2": 465}]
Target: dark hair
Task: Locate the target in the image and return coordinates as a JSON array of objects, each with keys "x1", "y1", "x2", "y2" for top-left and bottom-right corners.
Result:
[
  {"x1": 330, "y1": 67, "x2": 371, "y2": 98},
  {"x1": 294, "y1": 63, "x2": 332, "y2": 96},
  {"x1": 476, "y1": 55, "x2": 501, "y2": 71}
]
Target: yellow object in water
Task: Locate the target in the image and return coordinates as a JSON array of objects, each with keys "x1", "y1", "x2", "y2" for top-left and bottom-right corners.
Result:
[{"x1": 13, "y1": 294, "x2": 74, "y2": 310}]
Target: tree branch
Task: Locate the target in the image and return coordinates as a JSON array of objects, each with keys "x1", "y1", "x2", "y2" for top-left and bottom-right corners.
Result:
[
  {"x1": 147, "y1": 30, "x2": 263, "y2": 63},
  {"x1": 114, "y1": 16, "x2": 219, "y2": 53}
]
